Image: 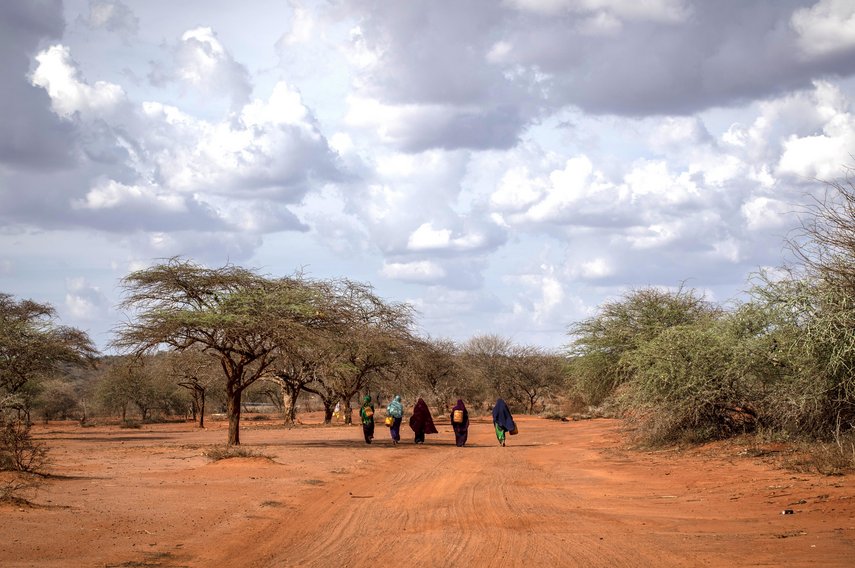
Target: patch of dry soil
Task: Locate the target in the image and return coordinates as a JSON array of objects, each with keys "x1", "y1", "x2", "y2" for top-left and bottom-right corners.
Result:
[{"x1": 2, "y1": 415, "x2": 853, "y2": 567}]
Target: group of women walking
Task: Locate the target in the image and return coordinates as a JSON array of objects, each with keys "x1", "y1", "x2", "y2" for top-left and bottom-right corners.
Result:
[{"x1": 358, "y1": 395, "x2": 517, "y2": 447}]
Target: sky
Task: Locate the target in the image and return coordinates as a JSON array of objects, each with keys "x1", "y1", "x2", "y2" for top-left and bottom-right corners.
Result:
[{"x1": 2, "y1": 0, "x2": 855, "y2": 352}]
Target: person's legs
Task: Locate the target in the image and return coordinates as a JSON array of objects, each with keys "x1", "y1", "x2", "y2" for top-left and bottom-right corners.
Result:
[
  {"x1": 414, "y1": 430, "x2": 425, "y2": 444},
  {"x1": 453, "y1": 424, "x2": 467, "y2": 447},
  {"x1": 390, "y1": 417, "x2": 401, "y2": 443},
  {"x1": 494, "y1": 422, "x2": 506, "y2": 446},
  {"x1": 363, "y1": 423, "x2": 372, "y2": 444}
]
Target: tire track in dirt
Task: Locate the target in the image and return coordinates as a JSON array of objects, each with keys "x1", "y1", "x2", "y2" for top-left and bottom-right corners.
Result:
[
  {"x1": 196, "y1": 422, "x2": 688, "y2": 567},
  {"x1": 6, "y1": 417, "x2": 855, "y2": 567}
]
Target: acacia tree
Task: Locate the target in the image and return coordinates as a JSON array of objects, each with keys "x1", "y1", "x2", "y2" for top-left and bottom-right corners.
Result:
[
  {"x1": 112, "y1": 258, "x2": 328, "y2": 445},
  {"x1": 265, "y1": 336, "x2": 325, "y2": 424},
  {"x1": 0, "y1": 293, "x2": 97, "y2": 414},
  {"x1": 748, "y1": 171, "x2": 855, "y2": 435},
  {"x1": 318, "y1": 280, "x2": 415, "y2": 425},
  {"x1": 399, "y1": 338, "x2": 461, "y2": 415},
  {"x1": 506, "y1": 346, "x2": 565, "y2": 414},
  {"x1": 161, "y1": 349, "x2": 222, "y2": 427},
  {"x1": 461, "y1": 334, "x2": 513, "y2": 402}
]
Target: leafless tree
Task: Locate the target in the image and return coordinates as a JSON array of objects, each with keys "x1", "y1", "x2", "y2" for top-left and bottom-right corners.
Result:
[{"x1": 506, "y1": 346, "x2": 565, "y2": 414}]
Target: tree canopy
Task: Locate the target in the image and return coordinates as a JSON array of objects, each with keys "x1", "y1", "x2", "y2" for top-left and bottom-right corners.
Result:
[
  {"x1": 113, "y1": 258, "x2": 332, "y2": 444},
  {"x1": 0, "y1": 293, "x2": 97, "y2": 411}
]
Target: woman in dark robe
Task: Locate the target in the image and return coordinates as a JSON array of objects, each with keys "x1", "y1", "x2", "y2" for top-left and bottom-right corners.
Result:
[
  {"x1": 492, "y1": 398, "x2": 516, "y2": 447},
  {"x1": 408, "y1": 398, "x2": 438, "y2": 444},
  {"x1": 450, "y1": 399, "x2": 469, "y2": 447}
]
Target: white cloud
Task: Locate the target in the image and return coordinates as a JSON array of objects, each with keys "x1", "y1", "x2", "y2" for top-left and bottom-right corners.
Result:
[
  {"x1": 406, "y1": 222, "x2": 488, "y2": 252},
  {"x1": 85, "y1": 0, "x2": 139, "y2": 35},
  {"x1": 150, "y1": 27, "x2": 251, "y2": 108},
  {"x1": 139, "y1": 81, "x2": 333, "y2": 195},
  {"x1": 777, "y1": 82, "x2": 855, "y2": 180},
  {"x1": 65, "y1": 277, "x2": 108, "y2": 320},
  {"x1": 73, "y1": 179, "x2": 185, "y2": 212},
  {"x1": 792, "y1": 0, "x2": 855, "y2": 58},
  {"x1": 381, "y1": 260, "x2": 446, "y2": 282},
  {"x1": 778, "y1": 133, "x2": 852, "y2": 180},
  {"x1": 31, "y1": 45, "x2": 126, "y2": 119},
  {"x1": 503, "y1": 0, "x2": 689, "y2": 22},
  {"x1": 490, "y1": 166, "x2": 547, "y2": 212},
  {"x1": 578, "y1": 258, "x2": 614, "y2": 280},
  {"x1": 505, "y1": 263, "x2": 571, "y2": 328},
  {"x1": 741, "y1": 196, "x2": 793, "y2": 231},
  {"x1": 278, "y1": 0, "x2": 316, "y2": 46},
  {"x1": 486, "y1": 41, "x2": 513, "y2": 64}
]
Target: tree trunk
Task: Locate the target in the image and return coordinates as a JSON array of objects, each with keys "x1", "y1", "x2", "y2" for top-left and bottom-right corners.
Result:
[
  {"x1": 342, "y1": 396, "x2": 353, "y2": 425},
  {"x1": 282, "y1": 383, "x2": 300, "y2": 425},
  {"x1": 190, "y1": 393, "x2": 198, "y2": 422},
  {"x1": 323, "y1": 400, "x2": 334, "y2": 424},
  {"x1": 227, "y1": 389, "x2": 242, "y2": 445},
  {"x1": 199, "y1": 389, "x2": 206, "y2": 429}
]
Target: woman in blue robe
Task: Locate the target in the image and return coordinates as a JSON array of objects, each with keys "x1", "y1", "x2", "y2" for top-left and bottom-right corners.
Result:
[{"x1": 492, "y1": 398, "x2": 516, "y2": 447}]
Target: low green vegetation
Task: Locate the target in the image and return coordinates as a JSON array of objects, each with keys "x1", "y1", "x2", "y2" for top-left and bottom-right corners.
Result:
[{"x1": 567, "y1": 175, "x2": 855, "y2": 470}]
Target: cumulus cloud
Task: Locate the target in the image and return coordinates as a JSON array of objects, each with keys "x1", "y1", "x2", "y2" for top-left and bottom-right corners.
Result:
[
  {"x1": 127, "y1": 231, "x2": 263, "y2": 264},
  {"x1": 277, "y1": 0, "x2": 316, "y2": 46},
  {"x1": 6, "y1": 34, "x2": 339, "y2": 262},
  {"x1": 337, "y1": 0, "x2": 855, "y2": 135},
  {"x1": 31, "y1": 44, "x2": 127, "y2": 119},
  {"x1": 344, "y1": 96, "x2": 525, "y2": 152},
  {"x1": 149, "y1": 26, "x2": 252, "y2": 108},
  {"x1": 791, "y1": 0, "x2": 855, "y2": 57},
  {"x1": 741, "y1": 197, "x2": 794, "y2": 232},
  {"x1": 776, "y1": 81, "x2": 854, "y2": 179},
  {"x1": 338, "y1": 1, "x2": 535, "y2": 152},
  {"x1": 407, "y1": 222, "x2": 490, "y2": 252},
  {"x1": 0, "y1": 1, "x2": 76, "y2": 169},
  {"x1": 84, "y1": 0, "x2": 139, "y2": 35},
  {"x1": 65, "y1": 277, "x2": 109, "y2": 320},
  {"x1": 142, "y1": 81, "x2": 337, "y2": 196},
  {"x1": 381, "y1": 260, "x2": 446, "y2": 282},
  {"x1": 504, "y1": 0, "x2": 690, "y2": 22}
]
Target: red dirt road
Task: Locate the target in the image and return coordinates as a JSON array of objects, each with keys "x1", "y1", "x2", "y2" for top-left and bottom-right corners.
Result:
[{"x1": 2, "y1": 415, "x2": 853, "y2": 567}]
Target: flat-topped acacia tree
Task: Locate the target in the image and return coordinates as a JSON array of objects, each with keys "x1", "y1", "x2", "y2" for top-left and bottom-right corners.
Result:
[
  {"x1": 0, "y1": 293, "x2": 97, "y2": 412},
  {"x1": 112, "y1": 258, "x2": 328, "y2": 445}
]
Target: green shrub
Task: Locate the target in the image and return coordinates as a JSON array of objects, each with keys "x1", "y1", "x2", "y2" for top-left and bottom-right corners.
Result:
[
  {"x1": 568, "y1": 286, "x2": 719, "y2": 406},
  {"x1": 620, "y1": 322, "x2": 760, "y2": 445}
]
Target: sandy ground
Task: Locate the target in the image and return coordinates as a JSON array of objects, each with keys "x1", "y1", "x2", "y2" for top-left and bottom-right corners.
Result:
[{"x1": 1, "y1": 413, "x2": 854, "y2": 567}]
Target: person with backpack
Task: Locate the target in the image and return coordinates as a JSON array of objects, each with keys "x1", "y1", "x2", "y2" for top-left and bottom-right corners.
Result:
[
  {"x1": 492, "y1": 398, "x2": 516, "y2": 447},
  {"x1": 359, "y1": 395, "x2": 375, "y2": 444},
  {"x1": 450, "y1": 399, "x2": 469, "y2": 447},
  {"x1": 409, "y1": 398, "x2": 437, "y2": 444},
  {"x1": 386, "y1": 394, "x2": 404, "y2": 445}
]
